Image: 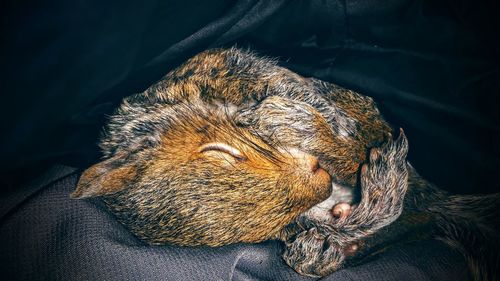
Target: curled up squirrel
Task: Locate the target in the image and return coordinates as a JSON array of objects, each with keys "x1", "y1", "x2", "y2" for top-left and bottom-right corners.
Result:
[{"x1": 71, "y1": 48, "x2": 500, "y2": 280}]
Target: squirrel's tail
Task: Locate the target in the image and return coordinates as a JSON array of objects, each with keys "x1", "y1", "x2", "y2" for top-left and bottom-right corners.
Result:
[{"x1": 431, "y1": 193, "x2": 500, "y2": 281}]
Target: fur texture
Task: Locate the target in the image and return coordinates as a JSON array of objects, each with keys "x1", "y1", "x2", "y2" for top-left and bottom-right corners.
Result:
[{"x1": 72, "y1": 48, "x2": 499, "y2": 280}]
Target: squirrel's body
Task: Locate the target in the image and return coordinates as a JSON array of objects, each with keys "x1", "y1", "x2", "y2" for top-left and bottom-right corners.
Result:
[{"x1": 72, "y1": 48, "x2": 499, "y2": 280}]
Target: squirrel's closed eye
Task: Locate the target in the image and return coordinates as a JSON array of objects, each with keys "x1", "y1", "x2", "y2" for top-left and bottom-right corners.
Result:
[{"x1": 199, "y1": 142, "x2": 247, "y2": 161}]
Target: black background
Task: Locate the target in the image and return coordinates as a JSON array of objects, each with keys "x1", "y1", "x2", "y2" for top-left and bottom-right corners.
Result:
[{"x1": 1, "y1": 0, "x2": 499, "y2": 195}]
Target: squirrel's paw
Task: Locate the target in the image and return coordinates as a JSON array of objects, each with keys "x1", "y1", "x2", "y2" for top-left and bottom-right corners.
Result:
[
  {"x1": 332, "y1": 202, "x2": 352, "y2": 220},
  {"x1": 283, "y1": 130, "x2": 409, "y2": 277},
  {"x1": 319, "y1": 129, "x2": 409, "y2": 234},
  {"x1": 283, "y1": 228, "x2": 346, "y2": 278},
  {"x1": 351, "y1": 128, "x2": 409, "y2": 229}
]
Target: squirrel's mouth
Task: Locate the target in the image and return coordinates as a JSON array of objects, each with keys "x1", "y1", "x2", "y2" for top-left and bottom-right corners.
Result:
[{"x1": 300, "y1": 182, "x2": 354, "y2": 223}]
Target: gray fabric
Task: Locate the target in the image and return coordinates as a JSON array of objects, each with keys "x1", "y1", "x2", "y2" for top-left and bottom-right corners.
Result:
[{"x1": 0, "y1": 166, "x2": 470, "y2": 280}]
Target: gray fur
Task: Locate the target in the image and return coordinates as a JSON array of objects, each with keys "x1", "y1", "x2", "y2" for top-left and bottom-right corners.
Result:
[
  {"x1": 283, "y1": 132, "x2": 409, "y2": 277},
  {"x1": 74, "y1": 47, "x2": 499, "y2": 280}
]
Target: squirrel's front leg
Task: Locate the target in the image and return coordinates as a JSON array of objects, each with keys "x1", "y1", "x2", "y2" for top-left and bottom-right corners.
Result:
[{"x1": 283, "y1": 130, "x2": 409, "y2": 277}]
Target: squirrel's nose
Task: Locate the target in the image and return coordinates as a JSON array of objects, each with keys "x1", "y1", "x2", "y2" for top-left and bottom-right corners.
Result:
[
  {"x1": 287, "y1": 148, "x2": 330, "y2": 176},
  {"x1": 309, "y1": 157, "x2": 321, "y2": 173},
  {"x1": 308, "y1": 156, "x2": 330, "y2": 181}
]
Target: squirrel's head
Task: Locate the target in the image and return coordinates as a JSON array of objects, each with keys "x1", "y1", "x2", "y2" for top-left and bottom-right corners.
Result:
[{"x1": 71, "y1": 101, "x2": 332, "y2": 246}]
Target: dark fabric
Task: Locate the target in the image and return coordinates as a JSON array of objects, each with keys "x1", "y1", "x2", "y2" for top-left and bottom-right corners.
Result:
[
  {"x1": 0, "y1": 1, "x2": 497, "y2": 280},
  {"x1": 0, "y1": 0, "x2": 288, "y2": 189},
  {"x1": 0, "y1": 166, "x2": 470, "y2": 281}
]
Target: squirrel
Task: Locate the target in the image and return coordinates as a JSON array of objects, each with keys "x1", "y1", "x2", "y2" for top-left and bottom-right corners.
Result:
[{"x1": 71, "y1": 48, "x2": 499, "y2": 280}]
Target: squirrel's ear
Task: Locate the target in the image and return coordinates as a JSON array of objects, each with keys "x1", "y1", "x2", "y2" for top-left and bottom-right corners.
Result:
[{"x1": 70, "y1": 156, "x2": 137, "y2": 199}]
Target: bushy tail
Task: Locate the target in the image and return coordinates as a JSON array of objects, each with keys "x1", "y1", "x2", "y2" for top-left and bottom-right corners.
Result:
[{"x1": 431, "y1": 193, "x2": 500, "y2": 281}]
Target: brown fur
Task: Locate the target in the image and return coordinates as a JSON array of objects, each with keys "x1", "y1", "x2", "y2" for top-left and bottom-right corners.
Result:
[
  {"x1": 74, "y1": 100, "x2": 332, "y2": 246},
  {"x1": 72, "y1": 48, "x2": 499, "y2": 280}
]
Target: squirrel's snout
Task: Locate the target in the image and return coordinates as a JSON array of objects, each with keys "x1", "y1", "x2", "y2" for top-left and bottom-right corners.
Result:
[
  {"x1": 286, "y1": 148, "x2": 331, "y2": 181},
  {"x1": 311, "y1": 160, "x2": 330, "y2": 182},
  {"x1": 309, "y1": 156, "x2": 321, "y2": 173}
]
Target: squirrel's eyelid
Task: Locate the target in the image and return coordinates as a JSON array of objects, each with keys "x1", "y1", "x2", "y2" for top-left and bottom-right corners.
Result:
[{"x1": 199, "y1": 142, "x2": 247, "y2": 161}]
